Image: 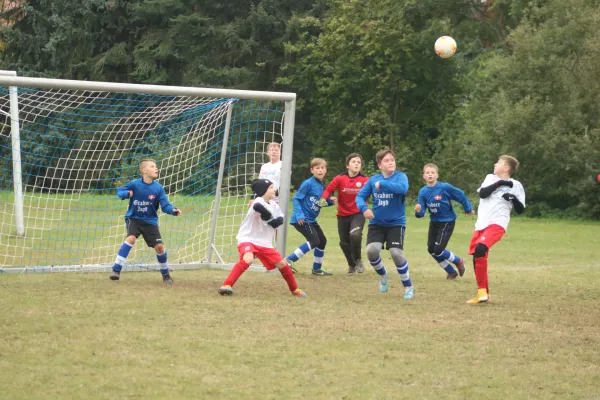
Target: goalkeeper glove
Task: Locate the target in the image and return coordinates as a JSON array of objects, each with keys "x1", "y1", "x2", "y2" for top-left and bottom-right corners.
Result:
[
  {"x1": 252, "y1": 202, "x2": 273, "y2": 221},
  {"x1": 267, "y1": 216, "x2": 284, "y2": 229},
  {"x1": 502, "y1": 193, "x2": 516, "y2": 201}
]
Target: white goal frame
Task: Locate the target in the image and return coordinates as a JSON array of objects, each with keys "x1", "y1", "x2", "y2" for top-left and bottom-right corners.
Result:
[{"x1": 0, "y1": 74, "x2": 296, "y2": 274}]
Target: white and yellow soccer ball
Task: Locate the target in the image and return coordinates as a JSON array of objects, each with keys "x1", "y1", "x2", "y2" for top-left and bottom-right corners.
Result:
[{"x1": 434, "y1": 36, "x2": 457, "y2": 58}]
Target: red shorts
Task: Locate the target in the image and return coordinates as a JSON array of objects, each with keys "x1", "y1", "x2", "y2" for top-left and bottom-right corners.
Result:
[
  {"x1": 468, "y1": 224, "x2": 505, "y2": 255},
  {"x1": 238, "y1": 242, "x2": 283, "y2": 270}
]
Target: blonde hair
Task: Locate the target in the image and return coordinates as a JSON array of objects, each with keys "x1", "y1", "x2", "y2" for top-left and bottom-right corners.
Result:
[
  {"x1": 139, "y1": 158, "x2": 156, "y2": 172},
  {"x1": 423, "y1": 163, "x2": 438, "y2": 172},
  {"x1": 499, "y1": 155, "x2": 519, "y2": 174},
  {"x1": 267, "y1": 142, "x2": 281, "y2": 152},
  {"x1": 376, "y1": 149, "x2": 394, "y2": 165},
  {"x1": 310, "y1": 158, "x2": 326, "y2": 168}
]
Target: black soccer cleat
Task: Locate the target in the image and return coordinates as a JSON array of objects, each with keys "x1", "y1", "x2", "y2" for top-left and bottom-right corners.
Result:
[
  {"x1": 110, "y1": 270, "x2": 120, "y2": 281},
  {"x1": 162, "y1": 273, "x2": 173, "y2": 285}
]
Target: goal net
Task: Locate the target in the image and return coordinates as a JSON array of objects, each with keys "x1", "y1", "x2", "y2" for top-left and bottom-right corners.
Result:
[{"x1": 0, "y1": 75, "x2": 295, "y2": 273}]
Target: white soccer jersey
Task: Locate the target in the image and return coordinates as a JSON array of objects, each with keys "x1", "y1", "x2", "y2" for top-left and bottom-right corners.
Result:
[
  {"x1": 259, "y1": 161, "x2": 282, "y2": 191},
  {"x1": 475, "y1": 174, "x2": 526, "y2": 232},
  {"x1": 236, "y1": 197, "x2": 283, "y2": 248}
]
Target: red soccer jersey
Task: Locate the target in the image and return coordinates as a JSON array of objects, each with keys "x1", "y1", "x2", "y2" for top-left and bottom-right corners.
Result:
[{"x1": 322, "y1": 172, "x2": 370, "y2": 217}]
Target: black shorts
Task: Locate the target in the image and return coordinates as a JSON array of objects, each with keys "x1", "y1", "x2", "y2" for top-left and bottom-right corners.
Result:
[
  {"x1": 427, "y1": 221, "x2": 455, "y2": 255},
  {"x1": 292, "y1": 222, "x2": 327, "y2": 249},
  {"x1": 126, "y1": 218, "x2": 163, "y2": 247},
  {"x1": 366, "y1": 224, "x2": 405, "y2": 250}
]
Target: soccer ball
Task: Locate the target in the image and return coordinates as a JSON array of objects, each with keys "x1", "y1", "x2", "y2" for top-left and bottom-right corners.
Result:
[{"x1": 434, "y1": 36, "x2": 457, "y2": 58}]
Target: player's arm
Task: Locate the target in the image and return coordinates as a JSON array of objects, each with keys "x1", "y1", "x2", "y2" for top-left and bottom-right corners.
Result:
[
  {"x1": 318, "y1": 176, "x2": 339, "y2": 207},
  {"x1": 445, "y1": 183, "x2": 473, "y2": 214},
  {"x1": 158, "y1": 188, "x2": 181, "y2": 216},
  {"x1": 414, "y1": 190, "x2": 426, "y2": 218},
  {"x1": 116, "y1": 182, "x2": 132, "y2": 200},
  {"x1": 356, "y1": 180, "x2": 373, "y2": 213},
  {"x1": 502, "y1": 193, "x2": 525, "y2": 214},
  {"x1": 378, "y1": 173, "x2": 408, "y2": 195},
  {"x1": 292, "y1": 181, "x2": 309, "y2": 222},
  {"x1": 479, "y1": 179, "x2": 513, "y2": 198},
  {"x1": 253, "y1": 200, "x2": 284, "y2": 228}
]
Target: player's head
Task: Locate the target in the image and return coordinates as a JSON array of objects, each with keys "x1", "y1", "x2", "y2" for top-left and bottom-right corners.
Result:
[
  {"x1": 139, "y1": 158, "x2": 158, "y2": 180},
  {"x1": 376, "y1": 149, "x2": 396, "y2": 174},
  {"x1": 423, "y1": 163, "x2": 439, "y2": 185},
  {"x1": 345, "y1": 153, "x2": 363, "y2": 174},
  {"x1": 251, "y1": 179, "x2": 276, "y2": 201},
  {"x1": 266, "y1": 142, "x2": 281, "y2": 163},
  {"x1": 310, "y1": 158, "x2": 327, "y2": 180},
  {"x1": 494, "y1": 155, "x2": 519, "y2": 177}
]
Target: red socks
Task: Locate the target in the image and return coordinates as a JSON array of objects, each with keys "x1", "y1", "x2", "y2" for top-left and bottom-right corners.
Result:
[
  {"x1": 223, "y1": 259, "x2": 250, "y2": 287},
  {"x1": 474, "y1": 255, "x2": 489, "y2": 293},
  {"x1": 279, "y1": 264, "x2": 298, "y2": 292}
]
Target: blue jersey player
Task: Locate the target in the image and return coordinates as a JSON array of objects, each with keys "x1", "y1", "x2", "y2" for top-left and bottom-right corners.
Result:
[
  {"x1": 414, "y1": 163, "x2": 474, "y2": 280},
  {"x1": 285, "y1": 158, "x2": 337, "y2": 276},
  {"x1": 356, "y1": 149, "x2": 414, "y2": 299},
  {"x1": 110, "y1": 158, "x2": 182, "y2": 284}
]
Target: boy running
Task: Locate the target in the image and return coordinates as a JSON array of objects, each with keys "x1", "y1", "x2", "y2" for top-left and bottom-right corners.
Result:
[
  {"x1": 356, "y1": 149, "x2": 414, "y2": 299},
  {"x1": 415, "y1": 163, "x2": 474, "y2": 279}
]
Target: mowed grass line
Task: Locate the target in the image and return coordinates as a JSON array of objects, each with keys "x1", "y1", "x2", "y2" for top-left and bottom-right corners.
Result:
[{"x1": 1, "y1": 206, "x2": 599, "y2": 399}]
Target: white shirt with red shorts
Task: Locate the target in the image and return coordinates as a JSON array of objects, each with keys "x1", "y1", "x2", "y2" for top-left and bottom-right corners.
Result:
[
  {"x1": 236, "y1": 196, "x2": 284, "y2": 270},
  {"x1": 469, "y1": 174, "x2": 526, "y2": 254}
]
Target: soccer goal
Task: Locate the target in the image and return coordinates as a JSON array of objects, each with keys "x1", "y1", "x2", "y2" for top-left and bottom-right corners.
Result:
[{"x1": 0, "y1": 72, "x2": 296, "y2": 273}]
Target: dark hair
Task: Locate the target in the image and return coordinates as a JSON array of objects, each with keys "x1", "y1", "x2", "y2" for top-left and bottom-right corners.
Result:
[
  {"x1": 375, "y1": 149, "x2": 394, "y2": 165},
  {"x1": 345, "y1": 153, "x2": 363, "y2": 166}
]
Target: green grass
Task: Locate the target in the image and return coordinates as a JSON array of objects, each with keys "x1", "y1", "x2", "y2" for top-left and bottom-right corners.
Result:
[{"x1": 1, "y1": 205, "x2": 600, "y2": 399}]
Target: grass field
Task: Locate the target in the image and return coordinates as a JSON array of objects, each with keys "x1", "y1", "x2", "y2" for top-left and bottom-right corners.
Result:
[{"x1": 1, "y1": 204, "x2": 599, "y2": 399}]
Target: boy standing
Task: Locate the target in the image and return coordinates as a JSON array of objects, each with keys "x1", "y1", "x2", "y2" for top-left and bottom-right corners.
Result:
[
  {"x1": 285, "y1": 158, "x2": 336, "y2": 276},
  {"x1": 467, "y1": 155, "x2": 525, "y2": 304},
  {"x1": 319, "y1": 153, "x2": 369, "y2": 275},
  {"x1": 110, "y1": 159, "x2": 182, "y2": 284},
  {"x1": 356, "y1": 149, "x2": 414, "y2": 299},
  {"x1": 219, "y1": 179, "x2": 307, "y2": 297},
  {"x1": 258, "y1": 142, "x2": 282, "y2": 200},
  {"x1": 415, "y1": 163, "x2": 474, "y2": 279}
]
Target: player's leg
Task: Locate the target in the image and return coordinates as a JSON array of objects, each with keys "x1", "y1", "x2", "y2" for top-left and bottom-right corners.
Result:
[
  {"x1": 467, "y1": 224, "x2": 505, "y2": 304},
  {"x1": 153, "y1": 243, "x2": 173, "y2": 285},
  {"x1": 137, "y1": 221, "x2": 171, "y2": 285},
  {"x1": 220, "y1": 245, "x2": 255, "y2": 295},
  {"x1": 337, "y1": 215, "x2": 356, "y2": 275},
  {"x1": 285, "y1": 223, "x2": 318, "y2": 270},
  {"x1": 430, "y1": 222, "x2": 460, "y2": 279},
  {"x1": 311, "y1": 223, "x2": 331, "y2": 276},
  {"x1": 388, "y1": 226, "x2": 413, "y2": 299},
  {"x1": 110, "y1": 218, "x2": 138, "y2": 280},
  {"x1": 349, "y1": 213, "x2": 366, "y2": 273},
  {"x1": 270, "y1": 252, "x2": 307, "y2": 297},
  {"x1": 428, "y1": 222, "x2": 456, "y2": 278},
  {"x1": 366, "y1": 225, "x2": 388, "y2": 292}
]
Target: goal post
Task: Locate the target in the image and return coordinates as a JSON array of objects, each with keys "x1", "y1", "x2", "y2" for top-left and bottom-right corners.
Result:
[{"x1": 0, "y1": 75, "x2": 296, "y2": 274}]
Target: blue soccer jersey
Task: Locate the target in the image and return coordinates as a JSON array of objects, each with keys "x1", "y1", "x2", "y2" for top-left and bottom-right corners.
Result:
[
  {"x1": 415, "y1": 182, "x2": 473, "y2": 222},
  {"x1": 356, "y1": 171, "x2": 409, "y2": 227},
  {"x1": 290, "y1": 177, "x2": 331, "y2": 224},
  {"x1": 117, "y1": 179, "x2": 177, "y2": 226}
]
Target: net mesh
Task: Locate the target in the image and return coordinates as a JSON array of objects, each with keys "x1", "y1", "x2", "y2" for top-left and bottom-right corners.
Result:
[{"x1": 0, "y1": 86, "x2": 285, "y2": 269}]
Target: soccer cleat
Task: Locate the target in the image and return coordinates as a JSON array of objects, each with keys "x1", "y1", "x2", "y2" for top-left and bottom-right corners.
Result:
[
  {"x1": 312, "y1": 269, "x2": 332, "y2": 276},
  {"x1": 109, "y1": 270, "x2": 120, "y2": 281},
  {"x1": 378, "y1": 274, "x2": 388, "y2": 293},
  {"x1": 218, "y1": 285, "x2": 233, "y2": 295},
  {"x1": 447, "y1": 272, "x2": 458, "y2": 280},
  {"x1": 456, "y1": 258, "x2": 465, "y2": 277},
  {"x1": 286, "y1": 259, "x2": 298, "y2": 274},
  {"x1": 347, "y1": 265, "x2": 356, "y2": 276},
  {"x1": 403, "y1": 286, "x2": 414, "y2": 300},
  {"x1": 162, "y1": 273, "x2": 173, "y2": 286},
  {"x1": 356, "y1": 259, "x2": 365, "y2": 273},
  {"x1": 466, "y1": 288, "x2": 489, "y2": 304},
  {"x1": 292, "y1": 288, "x2": 308, "y2": 297}
]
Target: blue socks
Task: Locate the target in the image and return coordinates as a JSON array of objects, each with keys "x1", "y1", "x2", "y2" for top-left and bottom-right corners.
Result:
[{"x1": 112, "y1": 242, "x2": 133, "y2": 272}]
